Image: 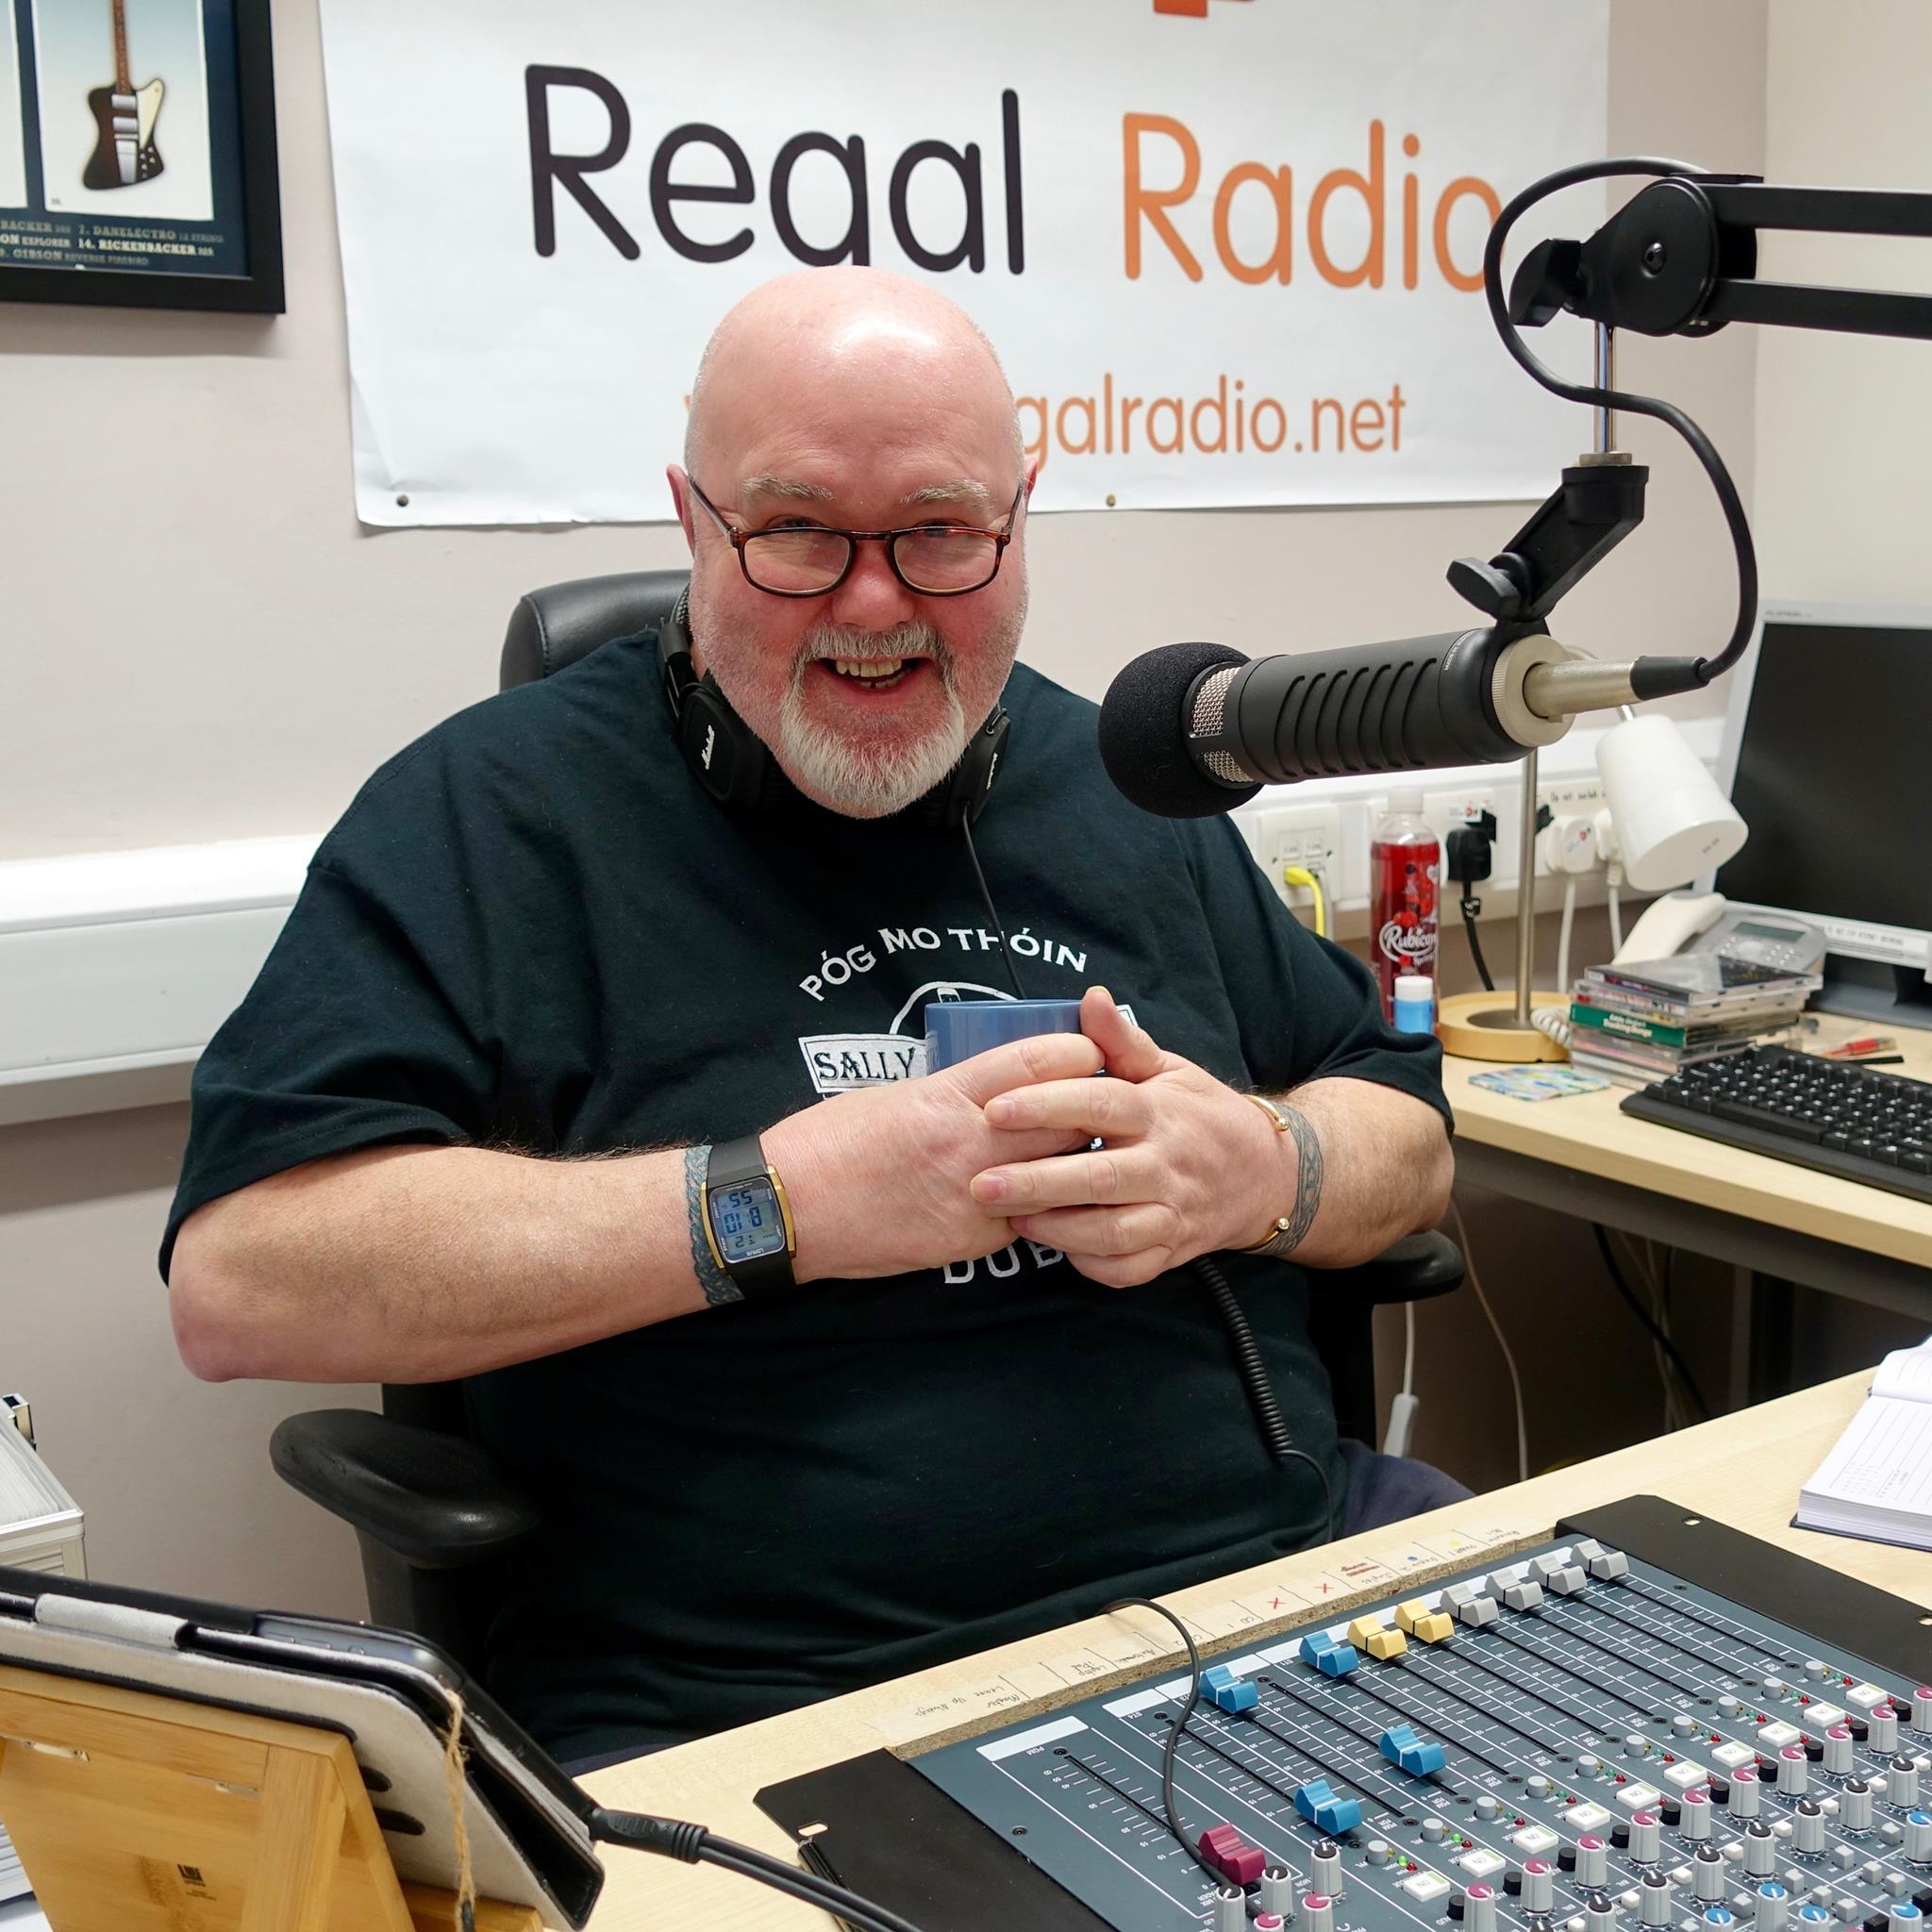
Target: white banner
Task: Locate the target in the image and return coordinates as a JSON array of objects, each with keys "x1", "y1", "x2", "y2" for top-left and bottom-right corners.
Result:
[{"x1": 317, "y1": 0, "x2": 1607, "y2": 527}]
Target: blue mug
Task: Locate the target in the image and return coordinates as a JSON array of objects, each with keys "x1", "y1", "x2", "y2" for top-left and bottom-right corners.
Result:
[{"x1": 924, "y1": 997, "x2": 1086, "y2": 1074}]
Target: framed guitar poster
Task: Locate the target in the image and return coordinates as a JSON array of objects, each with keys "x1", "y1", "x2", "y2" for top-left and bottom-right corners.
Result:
[{"x1": 0, "y1": 0, "x2": 280, "y2": 310}]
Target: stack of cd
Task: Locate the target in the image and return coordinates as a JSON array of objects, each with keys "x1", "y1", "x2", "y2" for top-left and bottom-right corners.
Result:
[{"x1": 1568, "y1": 952, "x2": 1821, "y2": 1087}]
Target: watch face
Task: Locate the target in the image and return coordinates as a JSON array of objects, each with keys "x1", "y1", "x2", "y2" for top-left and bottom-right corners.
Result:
[{"x1": 710, "y1": 1179, "x2": 787, "y2": 1265}]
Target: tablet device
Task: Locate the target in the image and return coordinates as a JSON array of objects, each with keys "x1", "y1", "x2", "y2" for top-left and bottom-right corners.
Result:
[{"x1": 0, "y1": 1565, "x2": 604, "y2": 1928}]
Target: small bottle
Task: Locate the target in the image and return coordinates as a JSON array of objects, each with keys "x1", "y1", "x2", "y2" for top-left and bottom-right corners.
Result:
[
  {"x1": 1392, "y1": 973, "x2": 1436, "y2": 1035},
  {"x1": 1370, "y1": 789, "x2": 1441, "y2": 1021}
]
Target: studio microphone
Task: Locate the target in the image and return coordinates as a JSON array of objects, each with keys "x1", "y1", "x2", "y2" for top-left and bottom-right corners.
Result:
[{"x1": 1097, "y1": 625, "x2": 1645, "y2": 819}]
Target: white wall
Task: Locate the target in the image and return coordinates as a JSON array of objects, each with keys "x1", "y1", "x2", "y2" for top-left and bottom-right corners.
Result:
[
  {"x1": 1754, "y1": 0, "x2": 1932, "y2": 600},
  {"x1": 0, "y1": 0, "x2": 1778, "y2": 1619},
  {"x1": 0, "y1": 0, "x2": 1762, "y2": 864}
]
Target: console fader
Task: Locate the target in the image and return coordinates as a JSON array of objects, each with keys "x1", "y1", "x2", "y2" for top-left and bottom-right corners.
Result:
[{"x1": 886, "y1": 1507, "x2": 1932, "y2": 1932}]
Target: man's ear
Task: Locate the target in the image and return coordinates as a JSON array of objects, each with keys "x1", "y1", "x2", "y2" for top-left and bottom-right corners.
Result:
[
  {"x1": 666, "y1": 464, "x2": 698, "y2": 553},
  {"x1": 1023, "y1": 455, "x2": 1041, "y2": 501}
]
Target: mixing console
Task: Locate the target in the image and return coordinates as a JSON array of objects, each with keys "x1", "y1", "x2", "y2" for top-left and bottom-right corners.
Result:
[{"x1": 759, "y1": 1503, "x2": 1932, "y2": 1932}]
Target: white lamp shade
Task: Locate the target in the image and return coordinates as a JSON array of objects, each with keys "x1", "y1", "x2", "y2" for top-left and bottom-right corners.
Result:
[{"x1": 1596, "y1": 713, "x2": 1748, "y2": 891}]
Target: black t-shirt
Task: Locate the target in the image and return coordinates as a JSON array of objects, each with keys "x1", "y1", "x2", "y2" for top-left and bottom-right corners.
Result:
[{"x1": 162, "y1": 636, "x2": 1448, "y2": 1760}]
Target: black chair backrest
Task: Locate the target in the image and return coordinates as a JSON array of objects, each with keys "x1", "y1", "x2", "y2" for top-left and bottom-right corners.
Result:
[{"x1": 499, "y1": 568, "x2": 691, "y2": 692}]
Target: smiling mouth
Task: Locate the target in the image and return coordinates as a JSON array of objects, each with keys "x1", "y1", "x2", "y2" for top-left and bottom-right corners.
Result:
[{"x1": 815, "y1": 657, "x2": 927, "y2": 691}]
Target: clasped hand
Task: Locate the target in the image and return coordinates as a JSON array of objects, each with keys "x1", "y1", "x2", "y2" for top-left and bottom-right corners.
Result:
[
  {"x1": 968, "y1": 987, "x2": 1291, "y2": 1288},
  {"x1": 771, "y1": 986, "x2": 1292, "y2": 1286}
]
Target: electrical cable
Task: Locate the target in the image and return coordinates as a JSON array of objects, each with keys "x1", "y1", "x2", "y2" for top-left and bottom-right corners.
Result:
[
  {"x1": 1283, "y1": 862, "x2": 1327, "y2": 937},
  {"x1": 1460, "y1": 896, "x2": 1495, "y2": 992},
  {"x1": 960, "y1": 817, "x2": 1026, "y2": 999},
  {"x1": 1644, "y1": 1238, "x2": 1692, "y2": 1432},
  {"x1": 1193, "y1": 1251, "x2": 1338, "y2": 1539},
  {"x1": 1445, "y1": 1197, "x2": 1530, "y2": 1482},
  {"x1": 587, "y1": 1807, "x2": 934, "y2": 1932},
  {"x1": 1102, "y1": 1595, "x2": 1221, "y2": 1881},
  {"x1": 1590, "y1": 1224, "x2": 1713, "y2": 1422},
  {"x1": 1482, "y1": 158, "x2": 1759, "y2": 690},
  {"x1": 1556, "y1": 877, "x2": 1578, "y2": 1000},
  {"x1": 1606, "y1": 873, "x2": 1624, "y2": 955},
  {"x1": 1620, "y1": 1226, "x2": 1679, "y2": 1431}
]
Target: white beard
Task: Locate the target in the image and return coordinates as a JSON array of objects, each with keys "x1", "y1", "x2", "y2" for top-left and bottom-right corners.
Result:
[
  {"x1": 776, "y1": 661, "x2": 969, "y2": 818},
  {"x1": 698, "y1": 599, "x2": 1027, "y2": 819}
]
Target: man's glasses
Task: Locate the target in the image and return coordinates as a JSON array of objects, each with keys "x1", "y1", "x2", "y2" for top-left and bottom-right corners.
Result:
[{"x1": 686, "y1": 476, "x2": 1024, "y2": 598}]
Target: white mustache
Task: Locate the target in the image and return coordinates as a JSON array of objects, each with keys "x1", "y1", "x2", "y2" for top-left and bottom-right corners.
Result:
[{"x1": 800, "y1": 623, "x2": 950, "y2": 669}]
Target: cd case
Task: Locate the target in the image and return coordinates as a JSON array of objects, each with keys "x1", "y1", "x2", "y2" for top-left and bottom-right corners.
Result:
[{"x1": 1587, "y1": 953, "x2": 1821, "y2": 1003}]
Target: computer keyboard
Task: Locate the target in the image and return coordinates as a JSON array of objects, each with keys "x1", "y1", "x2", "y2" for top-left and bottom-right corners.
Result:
[{"x1": 1621, "y1": 1044, "x2": 1932, "y2": 1206}]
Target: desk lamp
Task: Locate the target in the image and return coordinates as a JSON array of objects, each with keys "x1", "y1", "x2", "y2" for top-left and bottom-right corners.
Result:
[{"x1": 1100, "y1": 158, "x2": 1932, "y2": 1059}]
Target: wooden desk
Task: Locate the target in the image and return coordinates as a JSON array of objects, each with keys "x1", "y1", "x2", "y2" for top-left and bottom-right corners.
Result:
[
  {"x1": 576, "y1": 1371, "x2": 1930, "y2": 1930},
  {"x1": 1443, "y1": 1015, "x2": 1932, "y2": 1332}
]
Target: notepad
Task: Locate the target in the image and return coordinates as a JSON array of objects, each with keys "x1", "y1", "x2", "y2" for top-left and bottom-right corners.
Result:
[{"x1": 1795, "y1": 1341, "x2": 1932, "y2": 1549}]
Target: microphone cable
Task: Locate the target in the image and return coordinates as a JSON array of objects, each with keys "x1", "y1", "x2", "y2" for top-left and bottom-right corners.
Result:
[
  {"x1": 958, "y1": 824, "x2": 1336, "y2": 1539},
  {"x1": 1100, "y1": 1594, "x2": 1224, "y2": 1881},
  {"x1": 586, "y1": 1806, "x2": 933, "y2": 1932},
  {"x1": 1481, "y1": 157, "x2": 1758, "y2": 691}
]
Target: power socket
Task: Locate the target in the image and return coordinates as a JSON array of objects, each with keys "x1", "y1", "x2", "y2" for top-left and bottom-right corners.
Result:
[
  {"x1": 1422, "y1": 787, "x2": 1499, "y2": 851},
  {"x1": 1241, "y1": 804, "x2": 1341, "y2": 907}
]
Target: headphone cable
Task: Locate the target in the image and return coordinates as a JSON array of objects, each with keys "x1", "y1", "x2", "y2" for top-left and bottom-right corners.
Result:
[{"x1": 960, "y1": 817, "x2": 1027, "y2": 1000}]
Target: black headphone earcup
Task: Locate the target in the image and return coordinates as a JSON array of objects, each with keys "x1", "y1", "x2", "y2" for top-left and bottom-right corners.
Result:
[
  {"x1": 923, "y1": 705, "x2": 1011, "y2": 831},
  {"x1": 678, "y1": 679, "x2": 770, "y2": 812}
]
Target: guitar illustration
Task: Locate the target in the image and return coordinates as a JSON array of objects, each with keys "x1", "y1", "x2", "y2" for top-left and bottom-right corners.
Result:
[{"x1": 83, "y1": 0, "x2": 164, "y2": 189}]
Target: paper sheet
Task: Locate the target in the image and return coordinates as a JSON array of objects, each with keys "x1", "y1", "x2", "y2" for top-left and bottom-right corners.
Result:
[
  {"x1": 1802, "y1": 1395, "x2": 1932, "y2": 1518},
  {"x1": 1870, "y1": 1340, "x2": 1932, "y2": 1404}
]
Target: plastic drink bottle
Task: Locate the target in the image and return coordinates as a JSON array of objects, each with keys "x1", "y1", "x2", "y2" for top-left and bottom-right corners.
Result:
[{"x1": 1369, "y1": 789, "x2": 1440, "y2": 1021}]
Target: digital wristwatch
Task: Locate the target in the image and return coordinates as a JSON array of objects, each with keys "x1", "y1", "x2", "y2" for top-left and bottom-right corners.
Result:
[{"x1": 700, "y1": 1134, "x2": 797, "y2": 1298}]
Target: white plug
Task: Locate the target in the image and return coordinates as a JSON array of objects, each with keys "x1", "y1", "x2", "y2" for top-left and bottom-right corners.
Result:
[
  {"x1": 1383, "y1": 1391, "x2": 1420, "y2": 1459},
  {"x1": 1537, "y1": 812, "x2": 1598, "y2": 875},
  {"x1": 1592, "y1": 806, "x2": 1621, "y2": 864}
]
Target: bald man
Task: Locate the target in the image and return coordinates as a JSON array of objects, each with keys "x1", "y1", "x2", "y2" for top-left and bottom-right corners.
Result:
[{"x1": 164, "y1": 268, "x2": 1455, "y2": 1765}]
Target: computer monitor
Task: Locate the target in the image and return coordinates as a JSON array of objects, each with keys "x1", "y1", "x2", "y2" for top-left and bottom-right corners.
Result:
[{"x1": 1714, "y1": 601, "x2": 1932, "y2": 1031}]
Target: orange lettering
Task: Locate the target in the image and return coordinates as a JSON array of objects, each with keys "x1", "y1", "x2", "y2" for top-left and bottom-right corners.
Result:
[
  {"x1": 1212, "y1": 162, "x2": 1292, "y2": 285},
  {"x1": 1017, "y1": 397, "x2": 1048, "y2": 468},
  {"x1": 1308, "y1": 119, "x2": 1384, "y2": 289},
  {"x1": 1433, "y1": 176, "x2": 1500, "y2": 292},
  {"x1": 1350, "y1": 397, "x2": 1385, "y2": 451},
  {"x1": 1145, "y1": 396, "x2": 1185, "y2": 453},
  {"x1": 1056, "y1": 395, "x2": 1097, "y2": 456},
  {"x1": 1190, "y1": 376, "x2": 1229, "y2": 453},
  {"x1": 1123, "y1": 113, "x2": 1203, "y2": 281}
]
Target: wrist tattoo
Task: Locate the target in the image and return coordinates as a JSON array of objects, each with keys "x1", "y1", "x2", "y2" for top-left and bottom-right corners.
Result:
[
  {"x1": 1278, "y1": 1104, "x2": 1324, "y2": 1252},
  {"x1": 683, "y1": 1144, "x2": 742, "y2": 1307}
]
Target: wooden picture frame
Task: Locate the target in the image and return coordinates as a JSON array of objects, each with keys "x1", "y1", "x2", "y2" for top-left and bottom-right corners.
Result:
[{"x1": 0, "y1": 0, "x2": 283, "y2": 313}]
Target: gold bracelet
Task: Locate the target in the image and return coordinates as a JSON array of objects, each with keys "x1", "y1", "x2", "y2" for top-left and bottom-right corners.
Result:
[{"x1": 1237, "y1": 1091, "x2": 1296, "y2": 1253}]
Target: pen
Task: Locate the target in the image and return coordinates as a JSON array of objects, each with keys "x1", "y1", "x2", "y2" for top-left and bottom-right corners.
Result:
[
  {"x1": 1824, "y1": 1034, "x2": 1898, "y2": 1058},
  {"x1": 1853, "y1": 1054, "x2": 1906, "y2": 1066}
]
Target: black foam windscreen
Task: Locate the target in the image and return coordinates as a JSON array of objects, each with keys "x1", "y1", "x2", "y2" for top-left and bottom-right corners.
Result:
[{"x1": 1097, "y1": 641, "x2": 1260, "y2": 818}]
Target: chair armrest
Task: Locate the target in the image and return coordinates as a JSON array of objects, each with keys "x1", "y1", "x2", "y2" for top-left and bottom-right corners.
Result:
[
  {"x1": 270, "y1": 1408, "x2": 541, "y2": 1571},
  {"x1": 1334, "y1": 1228, "x2": 1464, "y2": 1306}
]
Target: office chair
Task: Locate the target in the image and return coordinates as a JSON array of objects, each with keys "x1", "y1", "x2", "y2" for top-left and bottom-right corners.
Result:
[{"x1": 270, "y1": 570, "x2": 1466, "y2": 1670}]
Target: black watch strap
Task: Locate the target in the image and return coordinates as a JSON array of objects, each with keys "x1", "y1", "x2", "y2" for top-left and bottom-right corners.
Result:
[{"x1": 705, "y1": 1134, "x2": 796, "y2": 1298}]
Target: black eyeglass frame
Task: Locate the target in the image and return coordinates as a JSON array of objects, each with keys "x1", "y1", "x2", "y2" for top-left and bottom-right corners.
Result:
[{"x1": 685, "y1": 475, "x2": 1026, "y2": 599}]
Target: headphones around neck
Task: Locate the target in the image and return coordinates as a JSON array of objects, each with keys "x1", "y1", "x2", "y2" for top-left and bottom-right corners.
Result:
[{"x1": 654, "y1": 587, "x2": 1009, "y2": 830}]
